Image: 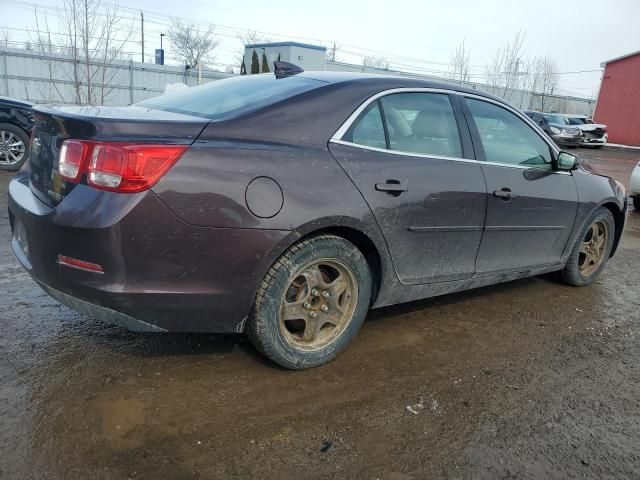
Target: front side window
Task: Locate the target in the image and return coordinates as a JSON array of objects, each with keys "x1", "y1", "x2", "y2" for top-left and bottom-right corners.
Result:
[
  {"x1": 380, "y1": 93, "x2": 462, "y2": 158},
  {"x1": 343, "y1": 102, "x2": 386, "y2": 149},
  {"x1": 465, "y1": 98, "x2": 552, "y2": 168}
]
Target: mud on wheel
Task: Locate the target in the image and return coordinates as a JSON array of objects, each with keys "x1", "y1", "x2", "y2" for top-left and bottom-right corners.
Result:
[
  {"x1": 561, "y1": 207, "x2": 615, "y2": 286},
  {"x1": 247, "y1": 234, "x2": 372, "y2": 369}
]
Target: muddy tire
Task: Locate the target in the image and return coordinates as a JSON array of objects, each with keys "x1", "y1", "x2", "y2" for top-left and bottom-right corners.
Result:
[
  {"x1": 0, "y1": 123, "x2": 29, "y2": 171},
  {"x1": 561, "y1": 207, "x2": 615, "y2": 286},
  {"x1": 247, "y1": 234, "x2": 372, "y2": 369},
  {"x1": 633, "y1": 196, "x2": 640, "y2": 212}
]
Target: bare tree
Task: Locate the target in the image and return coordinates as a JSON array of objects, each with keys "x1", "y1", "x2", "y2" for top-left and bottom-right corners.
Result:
[
  {"x1": 168, "y1": 20, "x2": 219, "y2": 68},
  {"x1": 235, "y1": 30, "x2": 267, "y2": 74},
  {"x1": 363, "y1": 55, "x2": 390, "y2": 70},
  {"x1": 31, "y1": 0, "x2": 132, "y2": 105},
  {"x1": 238, "y1": 29, "x2": 265, "y2": 48},
  {"x1": 0, "y1": 29, "x2": 11, "y2": 49},
  {"x1": 326, "y1": 42, "x2": 340, "y2": 63},
  {"x1": 537, "y1": 57, "x2": 559, "y2": 111},
  {"x1": 449, "y1": 40, "x2": 471, "y2": 85},
  {"x1": 485, "y1": 31, "x2": 526, "y2": 97}
]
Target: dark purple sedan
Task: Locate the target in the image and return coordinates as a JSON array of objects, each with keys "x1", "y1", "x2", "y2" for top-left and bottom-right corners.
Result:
[{"x1": 8, "y1": 65, "x2": 627, "y2": 368}]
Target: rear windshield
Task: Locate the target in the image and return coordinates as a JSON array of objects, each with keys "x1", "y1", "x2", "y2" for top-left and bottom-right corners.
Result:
[
  {"x1": 137, "y1": 74, "x2": 326, "y2": 121},
  {"x1": 567, "y1": 117, "x2": 586, "y2": 125}
]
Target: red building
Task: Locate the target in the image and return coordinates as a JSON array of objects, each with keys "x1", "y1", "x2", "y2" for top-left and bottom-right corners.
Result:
[{"x1": 593, "y1": 50, "x2": 640, "y2": 146}]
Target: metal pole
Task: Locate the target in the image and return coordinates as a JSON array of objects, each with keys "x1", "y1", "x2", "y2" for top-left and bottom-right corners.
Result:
[
  {"x1": 1, "y1": 50, "x2": 8, "y2": 96},
  {"x1": 141, "y1": 12, "x2": 144, "y2": 63},
  {"x1": 198, "y1": 62, "x2": 202, "y2": 85},
  {"x1": 129, "y1": 60, "x2": 134, "y2": 104}
]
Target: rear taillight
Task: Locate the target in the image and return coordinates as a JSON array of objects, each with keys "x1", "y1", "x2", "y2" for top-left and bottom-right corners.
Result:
[
  {"x1": 59, "y1": 140, "x2": 88, "y2": 180},
  {"x1": 58, "y1": 140, "x2": 187, "y2": 193}
]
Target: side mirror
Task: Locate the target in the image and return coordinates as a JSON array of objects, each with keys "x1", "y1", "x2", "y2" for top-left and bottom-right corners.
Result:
[{"x1": 556, "y1": 151, "x2": 578, "y2": 171}]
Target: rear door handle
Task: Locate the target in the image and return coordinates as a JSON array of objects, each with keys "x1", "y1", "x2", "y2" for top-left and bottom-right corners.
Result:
[
  {"x1": 493, "y1": 188, "x2": 515, "y2": 200},
  {"x1": 375, "y1": 180, "x2": 408, "y2": 195}
]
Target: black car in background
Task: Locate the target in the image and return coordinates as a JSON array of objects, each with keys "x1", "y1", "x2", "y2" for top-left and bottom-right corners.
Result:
[
  {"x1": 523, "y1": 110, "x2": 583, "y2": 148},
  {"x1": 0, "y1": 96, "x2": 34, "y2": 171},
  {"x1": 8, "y1": 68, "x2": 627, "y2": 368}
]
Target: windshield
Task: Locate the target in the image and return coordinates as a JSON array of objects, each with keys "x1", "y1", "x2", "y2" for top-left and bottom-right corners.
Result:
[
  {"x1": 137, "y1": 74, "x2": 326, "y2": 121},
  {"x1": 542, "y1": 114, "x2": 569, "y2": 125},
  {"x1": 567, "y1": 117, "x2": 586, "y2": 125}
]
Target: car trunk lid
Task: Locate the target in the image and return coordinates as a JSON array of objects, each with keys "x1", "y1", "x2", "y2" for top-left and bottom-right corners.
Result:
[{"x1": 29, "y1": 105, "x2": 209, "y2": 206}]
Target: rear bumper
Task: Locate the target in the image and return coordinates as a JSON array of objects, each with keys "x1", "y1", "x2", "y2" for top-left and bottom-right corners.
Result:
[{"x1": 8, "y1": 174, "x2": 291, "y2": 333}]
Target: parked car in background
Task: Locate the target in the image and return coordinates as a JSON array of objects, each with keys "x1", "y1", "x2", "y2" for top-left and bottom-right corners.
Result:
[
  {"x1": 564, "y1": 114, "x2": 608, "y2": 148},
  {"x1": 9, "y1": 68, "x2": 628, "y2": 369},
  {"x1": 523, "y1": 111, "x2": 583, "y2": 148},
  {"x1": 0, "y1": 96, "x2": 34, "y2": 171},
  {"x1": 631, "y1": 161, "x2": 640, "y2": 211}
]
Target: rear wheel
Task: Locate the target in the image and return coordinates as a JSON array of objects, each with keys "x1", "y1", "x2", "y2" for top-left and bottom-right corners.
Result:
[
  {"x1": 0, "y1": 123, "x2": 29, "y2": 171},
  {"x1": 561, "y1": 207, "x2": 615, "y2": 286},
  {"x1": 247, "y1": 235, "x2": 372, "y2": 369}
]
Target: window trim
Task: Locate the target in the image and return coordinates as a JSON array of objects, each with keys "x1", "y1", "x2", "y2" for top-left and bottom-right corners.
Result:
[
  {"x1": 330, "y1": 87, "x2": 562, "y2": 167},
  {"x1": 331, "y1": 88, "x2": 469, "y2": 163}
]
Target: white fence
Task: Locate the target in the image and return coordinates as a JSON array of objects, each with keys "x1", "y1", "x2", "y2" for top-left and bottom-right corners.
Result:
[
  {"x1": 0, "y1": 47, "x2": 596, "y2": 115},
  {"x1": 0, "y1": 47, "x2": 232, "y2": 105},
  {"x1": 326, "y1": 61, "x2": 596, "y2": 115}
]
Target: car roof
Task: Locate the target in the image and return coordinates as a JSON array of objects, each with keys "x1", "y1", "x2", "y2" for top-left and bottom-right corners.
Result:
[{"x1": 298, "y1": 71, "x2": 502, "y2": 101}]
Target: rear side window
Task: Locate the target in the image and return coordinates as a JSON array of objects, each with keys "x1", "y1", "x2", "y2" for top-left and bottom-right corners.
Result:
[
  {"x1": 343, "y1": 102, "x2": 386, "y2": 149},
  {"x1": 465, "y1": 98, "x2": 553, "y2": 168},
  {"x1": 380, "y1": 93, "x2": 462, "y2": 158},
  {"x1": 137, "y1": 74, "x2": 325, "y2": 121}
]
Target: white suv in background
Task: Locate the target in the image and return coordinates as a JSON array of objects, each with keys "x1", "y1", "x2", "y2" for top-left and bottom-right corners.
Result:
[
  {"x1": 631, "y1": 161, "x2": 640, "y2": 211},
  {"x1": 565, "y1": 114, "x2": 608, "y2": 148}
]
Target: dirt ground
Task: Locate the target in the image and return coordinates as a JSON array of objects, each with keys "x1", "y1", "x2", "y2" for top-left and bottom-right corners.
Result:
[{"x1": 1, "y1": 147, "x2": 639, "y2": 480}]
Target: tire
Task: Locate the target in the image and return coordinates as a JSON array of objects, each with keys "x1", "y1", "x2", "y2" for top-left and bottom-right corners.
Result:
[
  {"x1": 561, "y1": 207, "x2": 616, "y2": 286},
  {"x1": 0, "y1": 123, "x2": 29, "y2": 171},
  {"x1": 247, "y1": 234, "x2": 372, "y2": 369},
  {"x1": 633, "y1": 196, "x2": 640, "y2": 212}
]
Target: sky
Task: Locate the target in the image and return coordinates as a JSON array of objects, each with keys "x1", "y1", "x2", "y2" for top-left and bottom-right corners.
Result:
[{"x1": 3, "y1": 0, "x2": 640, "y2": 99}]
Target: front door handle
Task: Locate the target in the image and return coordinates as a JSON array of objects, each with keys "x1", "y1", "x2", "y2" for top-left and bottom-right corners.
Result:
[
  {"x1": 493, "y1": 188, "x2": 516, "y2": 200},
  {"x1": 375, "y1": 180, "x2": 408, "y2": 196}
]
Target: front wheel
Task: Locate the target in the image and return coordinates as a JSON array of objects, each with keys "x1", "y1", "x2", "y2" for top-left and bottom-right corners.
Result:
[
  {"x1": 247, "y1": 235, "x2": 372, "y2": 369},
  {"x1": 633, "y1": 196, "x2": 640, "y2": 212},
  {"x1": 561, "y1": 207, "x2": 615, "y2": 286}
]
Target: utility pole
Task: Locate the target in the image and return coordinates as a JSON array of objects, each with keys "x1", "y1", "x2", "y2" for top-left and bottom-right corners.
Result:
[
  {"x1": 331, "y1": 42, "x2": 336, "y2": 62},
  {"x1": 141, "y1": 12, "x2": 144, "y2": 63}
]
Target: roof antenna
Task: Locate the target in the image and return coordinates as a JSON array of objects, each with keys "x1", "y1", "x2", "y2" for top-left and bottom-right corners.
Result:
[{"x1": 274, "y1": 61, "x2": 304, "y2": 79}]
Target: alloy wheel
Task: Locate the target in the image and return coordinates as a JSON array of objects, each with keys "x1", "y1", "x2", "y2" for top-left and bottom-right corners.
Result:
[
  {"x1": 578, "y1": 220, "x2": 609, "y2": 276},
  {"x1": 279, "y1": 259, "x2": 357, "y2": 350},
  {"x1": 0, "y1": 130, "x2": 26, "y2": 166}
]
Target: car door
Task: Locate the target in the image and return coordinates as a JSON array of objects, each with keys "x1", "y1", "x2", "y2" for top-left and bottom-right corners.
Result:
[
  {"x1": 461, "y1": 96, "x2": 579, "y2": 274},
  {"x1": 329, "y1": 90, "x2": 487, "y2": 285}
]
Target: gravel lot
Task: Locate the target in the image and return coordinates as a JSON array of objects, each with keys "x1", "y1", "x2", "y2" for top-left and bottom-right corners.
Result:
[{"x1": 1, "y1": 147, "x2": 639, "y2": 479}]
